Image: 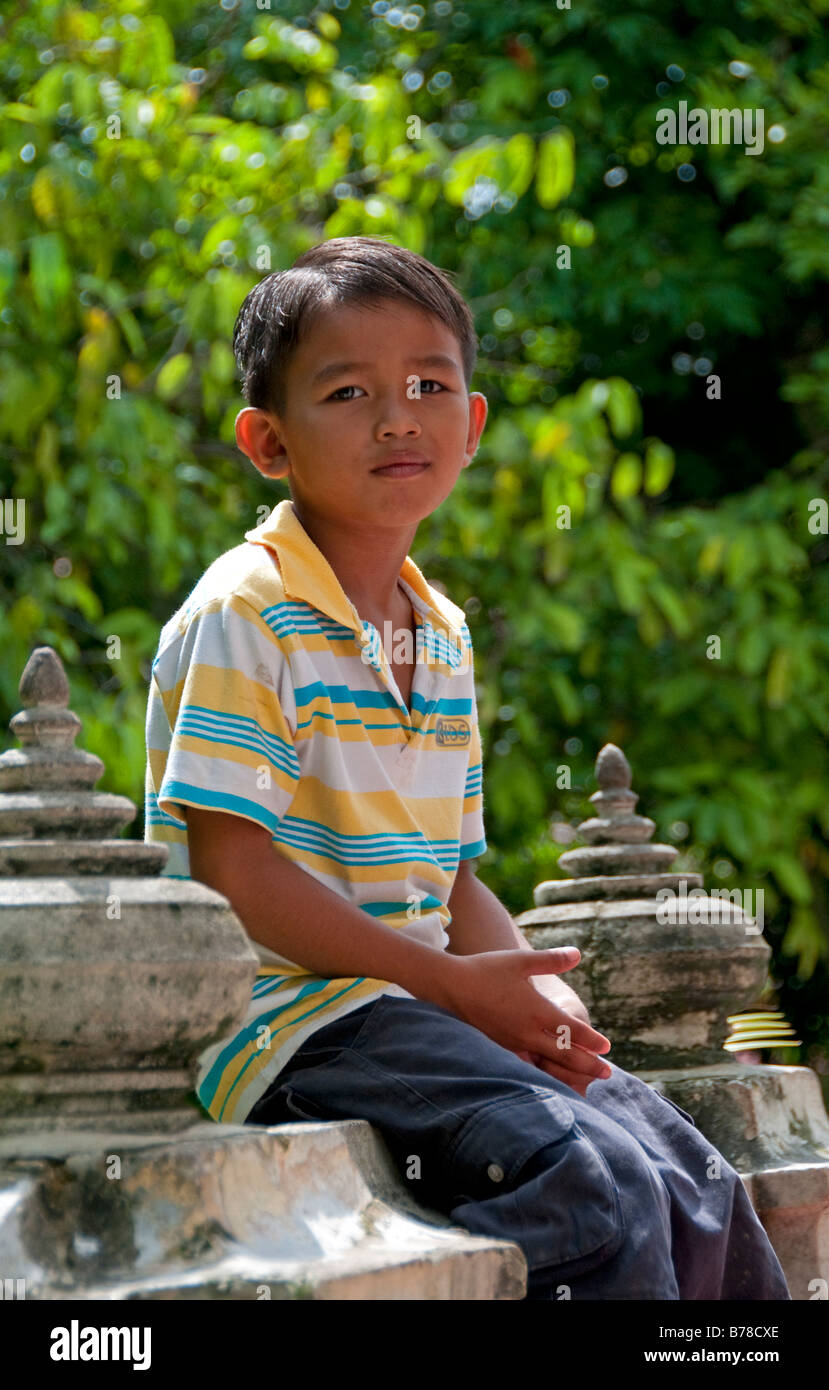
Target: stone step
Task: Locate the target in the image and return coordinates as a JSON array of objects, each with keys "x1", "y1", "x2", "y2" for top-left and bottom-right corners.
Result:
[
  {"x1": 0, "y1": 1119, "x2": 526, "y2": 1301},
  {"x1": 639, "y1": 1063, "x2": 829, "y2": 1299}
]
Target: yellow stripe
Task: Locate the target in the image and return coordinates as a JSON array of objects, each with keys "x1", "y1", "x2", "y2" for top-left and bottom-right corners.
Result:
[{"x1": 208, "y1": 976, "x2": 393, "y2": 1118}]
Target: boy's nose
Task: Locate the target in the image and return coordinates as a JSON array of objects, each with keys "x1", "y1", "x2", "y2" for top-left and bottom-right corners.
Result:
[{"x1": 375, "y1": 416, "x2": 423, "y2": 438}]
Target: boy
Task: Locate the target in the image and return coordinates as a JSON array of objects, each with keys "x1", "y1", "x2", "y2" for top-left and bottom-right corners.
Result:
[{"x1": 144, "y1": 236, "x2": 789, "y2": 1300}]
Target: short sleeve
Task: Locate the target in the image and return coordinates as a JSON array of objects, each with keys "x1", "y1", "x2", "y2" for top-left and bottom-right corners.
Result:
[
  {"x1": 458, "y1": 645, "x2": 487, "y2": 862},
  {"x1": 147, "y1": 596, "x2": 301, "y2": 837}
]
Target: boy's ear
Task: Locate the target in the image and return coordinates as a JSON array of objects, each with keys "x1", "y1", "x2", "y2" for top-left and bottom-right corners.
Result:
[
  {"x1": 235, "y1": 406, "x2": 291, "y2": 481},
  {"x1": 463, "y1": 391, "x2": 487, "y2": 465}
]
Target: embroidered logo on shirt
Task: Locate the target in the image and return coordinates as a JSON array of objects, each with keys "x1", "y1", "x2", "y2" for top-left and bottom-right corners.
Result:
[{"x1": 435, "y1": 716, "x2": 470, "y2": 747}]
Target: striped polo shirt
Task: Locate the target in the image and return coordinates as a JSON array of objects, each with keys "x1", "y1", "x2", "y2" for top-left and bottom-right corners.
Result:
[{"x1": 144, "y1": 497, "x2": 487, "y2": 1125}]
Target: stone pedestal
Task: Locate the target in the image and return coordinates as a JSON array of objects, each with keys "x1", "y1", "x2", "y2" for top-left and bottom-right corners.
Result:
[
  {"x1": 0, "y1": 646, "x2": 523, "y2": 1299},
  {"x1": 639, "y1": 1063, "x2": 829, "y2": 1300},
  {"x1": 0, "y1": 1121, "x2": 523, "y2": 1301},
  {"x1": 0, "y1": 646, "x2": 260, "y2": 1136},
  {"x1": 515, "y1": 743, "x2": 829, "y2": 1299}
]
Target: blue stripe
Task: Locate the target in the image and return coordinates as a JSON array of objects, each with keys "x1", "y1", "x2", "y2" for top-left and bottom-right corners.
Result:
[
  {"x1": 201, "y1": 978, "x2": 374, "y2": 1120},
  {"x1": 360, "y1": 895, "x2": 444, "y2": 916},
  {"x1": 459, "y1": 838, "x2": 487, "y2": 860},
  {"x1": 465, "y1": 762, "x2": 484, "y2": 793},
  {"x1": 144, "y1": 789, "x2": 187, "y2": 828},
  {"x1": 273, "y1": 823, "x2": 457, "y2": 869},
  {"x1": 175, "y1": 705, "x2": 300, "y2": 779},
  {"x1": 271, "y1": 815, "x2": 460, "y2": 866},
  {"x1": 294, "y1": 681, "x2": 472, "y2": 715},
  {"x1": 252, "y1": 974, "x2": 290, "y2": 998},
  {"x1": 258, "y1": 602, "x2": 468, "y2": 669},
  {"x1": 276, "y1": 815, "x2": 460, "y2": 849},
  {"x1": 158, "y1": 780, "x2": 285, "y2": 833},
  {"x1": 260, "y1": 602, "x2": 355, "y2": 641},
  {"x1": 200, "y1": 978, "x2": 337, "y2": 1112}
]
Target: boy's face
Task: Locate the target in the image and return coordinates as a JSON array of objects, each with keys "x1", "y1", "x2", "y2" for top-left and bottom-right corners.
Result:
[{"x1": 235, "y1": 299, "x2": 487, "y2": 535}]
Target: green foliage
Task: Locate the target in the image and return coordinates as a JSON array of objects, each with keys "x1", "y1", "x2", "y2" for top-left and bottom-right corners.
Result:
[{"x1": 0, "y1": 0, "x2": 827, "y2": 1062}]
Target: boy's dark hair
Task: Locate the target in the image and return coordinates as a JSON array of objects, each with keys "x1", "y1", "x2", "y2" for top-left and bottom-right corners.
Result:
[{"x1": 232, "y1": 236, "x2": 478, "y2": 417}]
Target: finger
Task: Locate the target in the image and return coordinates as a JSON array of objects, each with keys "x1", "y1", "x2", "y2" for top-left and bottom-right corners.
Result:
[
  {"x1": 538, "y1": 1011, "x2": 612, "y2": 1057},
  {"x1": 536, "y1": 1049, "x2": 612, "y2": 1093},
  {"x1": 571, "y1": 1019, "x2": 612, "y2": 1053},
  {"x1": 538, "y1": 1002, "x2": 612, "y2": 1054},
  {"x1": 570, "y1": 1042, "x2": 613, "y2": 1079},
  {"x1": 532, "y1": 1057, "x2": 594, "y2": 1097},
  {"x1": 536, "y1": 1032, "x2": 613, "y2": 1081},
  {"x1": 513, "y1": 1046, "x2": 572, "y2": 1077},
  {"x1": 524, "y1": 947, "x2": 581, "y2": 977}
]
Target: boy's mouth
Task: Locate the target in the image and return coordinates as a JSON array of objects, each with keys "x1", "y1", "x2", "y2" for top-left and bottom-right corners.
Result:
[{"x1": 371, "y1": 459, "x2": 431, "y2": 477}]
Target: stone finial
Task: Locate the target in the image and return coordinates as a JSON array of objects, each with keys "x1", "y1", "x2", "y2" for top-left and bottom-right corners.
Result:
[
  {"x1": 0, "y1": 645, "x2": 259, "y2": 1137},
  {"x1": 514, "y1": 742, "x2": 770, "y2": 1068},
  {"x1": 0, "y1": 645, "x2": 167, "y2": 875},
  {"x1": 574, "y1": 743, "x2": 655, "y2": 842},
  {"x1": 536, "y1": 742, "x2": 696, "y2": 905},
  {"x1": 18, "y1": 643, "x2": 70, "y2": 705}
]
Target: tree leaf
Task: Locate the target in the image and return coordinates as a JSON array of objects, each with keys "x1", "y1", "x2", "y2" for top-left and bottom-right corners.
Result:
[
  {"x1": 156, "y1": 353, "x2": 192, "y2": 400},
  {"x1": 536, "y1": 128, "x2": 575, "y2": 208}
]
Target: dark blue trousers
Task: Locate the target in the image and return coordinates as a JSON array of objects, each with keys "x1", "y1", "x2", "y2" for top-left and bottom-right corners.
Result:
[{"x1": 245, "y1": 994, "x2": 791, "y2": 1300}]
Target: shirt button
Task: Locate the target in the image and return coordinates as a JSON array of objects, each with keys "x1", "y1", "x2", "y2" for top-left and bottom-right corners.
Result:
[{"x1": 487, "y1": 1163, "x2": 505, "y2": 1183}]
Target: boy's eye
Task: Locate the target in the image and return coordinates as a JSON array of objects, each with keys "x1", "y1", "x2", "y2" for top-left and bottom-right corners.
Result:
[
  {"x1": 329, "y1": 385, "x2": 364, "y2": 401},
  {"x1": 327, "y1": 379, "x2": 446, "y2": 401}
]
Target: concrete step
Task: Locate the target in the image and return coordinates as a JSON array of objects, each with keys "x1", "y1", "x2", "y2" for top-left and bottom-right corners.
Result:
[{"x1": 0, "y1": 1118, "x2": 526, "y2": 1301}]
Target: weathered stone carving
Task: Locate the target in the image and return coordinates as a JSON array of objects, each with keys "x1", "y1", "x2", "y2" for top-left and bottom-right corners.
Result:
[{"x1": 515, "y1": 743, "x2": 829, "y2": 1299}]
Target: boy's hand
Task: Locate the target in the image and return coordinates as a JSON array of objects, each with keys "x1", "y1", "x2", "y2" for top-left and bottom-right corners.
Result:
[
  {"x1": 439, "y1": 947, "x2": 612, "y2": 1099},
  {"x1": 514, "y1": 976, "x2": 607, "y2": 1096},
  {"x1": 529, "y1": 972, "x2": 592, "y2": 1026}
]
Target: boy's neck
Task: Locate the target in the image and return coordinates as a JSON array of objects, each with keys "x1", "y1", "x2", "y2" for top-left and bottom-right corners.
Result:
[{"x1": 289, "y1": 499, "x2": 417, "y2": 624}]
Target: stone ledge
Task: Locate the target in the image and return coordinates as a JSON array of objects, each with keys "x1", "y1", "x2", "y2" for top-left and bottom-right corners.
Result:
[
  {"x1": 639, "y1": 1063, "x2": 829, "y2": 1170},
  {"x1": 0, "y1": 1119, "x2": 526, "y2": 1301}
]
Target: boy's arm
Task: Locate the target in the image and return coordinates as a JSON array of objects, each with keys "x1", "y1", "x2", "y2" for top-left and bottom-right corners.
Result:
[
  {"x1": 446, "y1": 860, "x2": 590, "y2": 1023},
  {"x1": 446, "y1": 860, "x2": 530, "y2": 954},
  {"x1": 185, "y1": 806, "x2": 464, "y2": 1010},
  {"x1": 188, "y1": 809, "x2": 610, "y2": 1091}
]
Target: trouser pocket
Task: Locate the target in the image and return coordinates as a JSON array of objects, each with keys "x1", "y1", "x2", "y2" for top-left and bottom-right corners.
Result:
[
  {"x1": 446, "y1": 1092, "x2": 626, "y2": 1275},
  {"x1": 280, "y1": 1084, "x2": 336, "y2": 1122}
]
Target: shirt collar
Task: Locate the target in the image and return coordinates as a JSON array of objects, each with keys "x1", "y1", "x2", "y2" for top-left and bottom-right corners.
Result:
[{"x1": 244, "y1": 499, "x2": 468, "y2": 646}]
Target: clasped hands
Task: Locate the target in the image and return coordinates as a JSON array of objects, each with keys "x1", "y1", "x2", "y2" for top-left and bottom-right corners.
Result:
[
  {"x1": 443, "y1": 946, "x2": 612, "y2": 1099},
  {"x1": 513, "y1": 970, "x2": 613, "y2": 1098}
]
